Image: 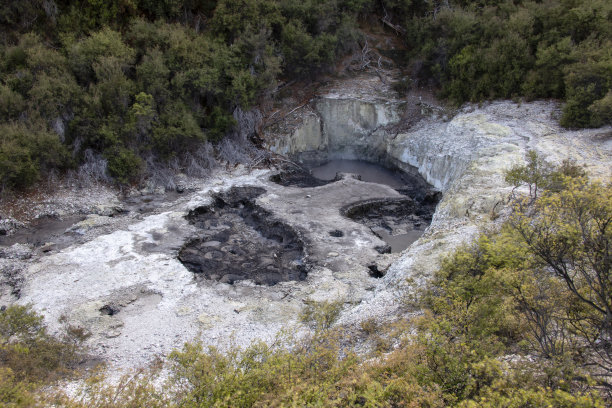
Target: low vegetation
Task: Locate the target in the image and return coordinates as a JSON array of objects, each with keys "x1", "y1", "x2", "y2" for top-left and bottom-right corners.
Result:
[
  {"x1": 2, "y1": 154, "x2": 609, "y2": 406},
  {"x1": 0, "y1": 304, "x2": 87, "y2": 406}
]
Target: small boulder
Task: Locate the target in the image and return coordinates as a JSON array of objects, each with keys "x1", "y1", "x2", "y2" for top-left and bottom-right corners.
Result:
[{"x1": 0, "y1": 218, "x2": 25, "y2": 236}]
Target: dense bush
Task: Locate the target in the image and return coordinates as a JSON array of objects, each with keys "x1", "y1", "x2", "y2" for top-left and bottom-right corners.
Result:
[
  {"x1": 0, "y1": 304, "x2": 87, "y2": 407},
  {"x1": 0, "y1": 0, "x2": 610, "y2": 189},
  {"x1": 0, "y1": 123, "x2": 71, "y2": 190},
  {"x1": 0, "y1": 0, "x2": 377, "y2": 190},
  {"x1": 399, "y1": 0, "x2": 612, "y2": 128}
]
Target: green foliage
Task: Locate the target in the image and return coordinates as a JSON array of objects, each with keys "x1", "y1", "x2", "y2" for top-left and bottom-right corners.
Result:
[
  {"x1": 589, "y1": 90, "x2": 612, "y2": 125},
  {"x1": 68, "y1": 28, "x2": 135, "y2": 84},
  {"x1": 0, "y1": 123, "x2": 71, "y2": 190},
  {"x1": 210, "y1": 0, "x2": 282, "y2": 43},
  {"x1": 137, "y1": 0, "x2": 184, "y2": 20},
  {"x1": 280, "y1": 21, "x2": 338, "y2": 76},
  {"x1": 28, "y1": 72, "x2": 80, "y2": 120},
  {"x1": 0, "y1": 305, "x2": 85, "y2": 383},
  {"x1": 561, "y1": 43, "x2": 612, "y2": 128},
  {"x1": 509, "y1": 177, "x2": 612, "y2": 372},
  {"x1": 105, "y1": 146, "x2": 143, "y2": 184},
  {"x1": 299, "y1": 300, "x2": 343, "y2": 330},
  {"x1": 152, "y1": 101, "x2": 206, "y2": 157},
  {"x1": 399, "y1": 0, "x2": 612, "y2": 127},
  {"x1": 0, "y1": 305, "x2": 89, "y2": 407},
  {"x1": 0, "y1": 1, "x2": 50, "y2": 42},
  {"x1": 56, "y1": 0, "x2": 138, "y2": 34},
  {"x1": 52, "y1": 368, "x2": 169, "y2": 408},
  {"x1": 505, "y1": 150, "x2": 587, "y2": 199},
  {"x1": 522, "y1": 37, "x2": 575, "y2": 100},
  {"x1": 461, "y1": 382, "x2": 605, "y2": 407},
  {"x1": 168, "y1": 330, "x2": 363, "y2": 407},
  {"x1": 0, "y1": 84, "x2": 25, "y2": 120},
  {"x1": 0, "y1": 368, "x2": 35, "y2": 408},
  {"x1": 410, "y1": 160, "x2": 610, "y2": 403}
]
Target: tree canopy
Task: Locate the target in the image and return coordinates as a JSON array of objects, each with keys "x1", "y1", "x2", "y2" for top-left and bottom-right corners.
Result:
[{"x1": 0, "y1": 1, "x2": 610, "y2": 189}]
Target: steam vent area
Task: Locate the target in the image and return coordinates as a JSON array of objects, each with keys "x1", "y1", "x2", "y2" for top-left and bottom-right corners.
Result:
[
  {"x1": 7, "y1": 76, "x2": 611, "y2": 377},
  {"x1": 3, "y1": 73, "x2": 453, "y2": 373},
  {"x1": 179, "y1": 160, "x2": 439, "y2": 287}
]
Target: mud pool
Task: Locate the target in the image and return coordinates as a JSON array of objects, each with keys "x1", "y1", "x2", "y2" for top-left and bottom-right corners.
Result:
[
  {"x1": 310, "y1": 159, "x2": 413, "y2": 189},
  {"x1": 0, "y1": 191, "x2": 183, "y2": 251},
  {"x1": 269, "y1": 159, "x2": 440, "y2": 253},
  {"x1": 342, "y1": 197, "x2": 435, "y2": 253},
  {"x1": 0, "y1": 215, "x2": 86, "y2": 250},
  {"x1": 178, "y1": 187, "x2": 307, "y2": 285}
]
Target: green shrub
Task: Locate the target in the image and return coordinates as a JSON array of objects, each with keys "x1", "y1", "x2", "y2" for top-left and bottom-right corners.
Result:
[
  {"x1": 0, "y1": 123, "x2": 71, "y2": 190},
  {"x1": 561, "y1": 53, "x2": 612, "y2": 128},
  {"x1": 0, "y1": 84, "x2": 25, "y2": 120},
  {"x1": 68, "y1": 28, "x2": 135, "y2": 84},
  {"x1": 299, "y1": 300, "x2": 343, "y2": 330},
  {"x1": 105, "y1": 146, "x2": 143, "y2": 184},
  {"x1": 589, "y1": 90, "x2": 612, "y2": 125},
  {"x1": 0, "y1": 305, "x2": 85, "y2": 383},
  {"x1": 0, "y1": 368, "x2": 35, "y2": 408}
]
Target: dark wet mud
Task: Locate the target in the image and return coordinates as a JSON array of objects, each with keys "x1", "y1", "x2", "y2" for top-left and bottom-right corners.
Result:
[
  {"x1": 342, "y1": 196, "x2": 437, "y2": 253},
  {"x1": 271, "y1": 159, "x2": 441, "y2": 253},
  {"x1": 178, "y1": 187, "x2": 307, "y2": 286}
]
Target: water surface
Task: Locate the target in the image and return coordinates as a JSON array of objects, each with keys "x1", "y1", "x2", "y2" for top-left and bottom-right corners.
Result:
[{"x1": 309, "y1": 159, "x2": 407, "y2": 189}]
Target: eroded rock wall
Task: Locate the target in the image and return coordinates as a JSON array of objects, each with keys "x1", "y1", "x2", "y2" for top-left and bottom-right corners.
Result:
[
  {"x1": 265, "y1": 75, "x2": 407, "y2": 164},
  {"x1": 315, "y1": 97, "x2": 403, "y2": 161},
  {"x1": 267, "y1": 113, "x2": 323, "y2": 156}
]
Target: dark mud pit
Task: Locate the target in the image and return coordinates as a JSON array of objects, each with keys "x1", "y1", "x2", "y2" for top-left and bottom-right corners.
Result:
[
  {"x1": 178, "y1": 187, "x2": 307, "y2": 286},
  {"x1": 269, "y1": 166, "x2": 329, "y2": 188},
  {"x1": 342, "y1": 197, "x2": 438, "y2": 253},
  {"x1": 0, "y1": 215, "x2": 86, "y2": 250}
]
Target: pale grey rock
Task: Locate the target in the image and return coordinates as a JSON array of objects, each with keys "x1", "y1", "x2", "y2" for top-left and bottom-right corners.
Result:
[
  {"x1": 16, "y1": 168, "x2": 402, "y2": 373},
  {"x1": 0, "y1": 243, "x2": 33, "y2": 260},
  {"x1": 92, "y1": 204, "x2": 124, "y2": 217},
  {"x1": 67, "y1": 214, "x2": 114, "y2": 235},
  {"x1": 52, "y1": 117, "x2": 65, "y2": 140},
  {"x1": 0, "y1": 258, "x2": 27, "y2": 302},
  {"x1": 267, "y1": 113, "x2": 323, "y2": 156}
]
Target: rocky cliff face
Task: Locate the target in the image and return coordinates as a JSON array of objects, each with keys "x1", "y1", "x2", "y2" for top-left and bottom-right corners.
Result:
[{"x1": 265, "y1": 75, "x2": 406, "y2": 163}]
